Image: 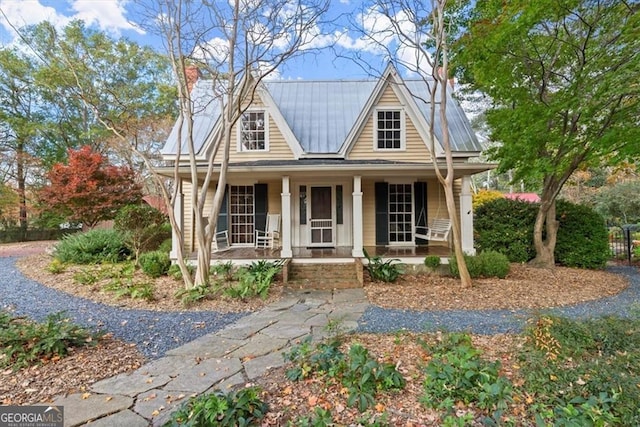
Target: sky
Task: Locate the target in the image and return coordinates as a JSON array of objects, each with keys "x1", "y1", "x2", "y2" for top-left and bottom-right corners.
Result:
[{"x1": 0, "y1": 0, "x2": 411, "y2": 80}]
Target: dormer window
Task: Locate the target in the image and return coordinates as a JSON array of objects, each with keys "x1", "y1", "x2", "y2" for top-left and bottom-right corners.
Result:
[
  {"x1": 239, "y1": 110, "x2": 268, "y2": 151},
  {"x1": 375, "y1": 109, "x2": 404, "y2": 150}
]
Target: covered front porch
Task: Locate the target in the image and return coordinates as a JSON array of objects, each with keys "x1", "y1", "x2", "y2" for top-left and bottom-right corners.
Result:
[{"x1": 208, "y1": 245, "x2": 451, "y2": 264}]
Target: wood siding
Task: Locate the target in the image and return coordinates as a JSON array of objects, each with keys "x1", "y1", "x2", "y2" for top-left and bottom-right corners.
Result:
[
  {"x1": 211, "y1": 96, "x2": 295, "y2": 164},
  {"x1": 348, "y1": 84, "x2": 432, "y2": 162}
]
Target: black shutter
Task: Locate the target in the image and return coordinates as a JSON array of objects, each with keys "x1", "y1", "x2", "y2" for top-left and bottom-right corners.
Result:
[
  {"x1": 254, "y1": 183, "x2": 268, "y2": 232},
  {"x1": 217, "y1": 185, "x2": 229, "y2": 232},
  {"x1": 375, "y1": 182, "x2": 388, "y2": 245},
  {"x1": 414, "y1": 181, "x2": 427, "y2": 244}
]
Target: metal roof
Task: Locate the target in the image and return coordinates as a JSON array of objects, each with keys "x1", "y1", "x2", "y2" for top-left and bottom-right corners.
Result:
[
  {"x1": 404, "y1": 80, "x2": 483, "y2": 153},
  {"x1": 264, "y1": 80, "x2": 377, "y2": 153},
  {"x1": 161, "y1": 80, "x2": 221, "y2": 156},
  {"x1": 161, "y1": 76, "x2": 482, "y2": 156}
]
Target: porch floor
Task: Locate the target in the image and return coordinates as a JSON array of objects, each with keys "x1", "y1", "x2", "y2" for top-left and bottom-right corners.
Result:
[{"x1": 208, "y1": 245, "x2": 451, "y2": 261}]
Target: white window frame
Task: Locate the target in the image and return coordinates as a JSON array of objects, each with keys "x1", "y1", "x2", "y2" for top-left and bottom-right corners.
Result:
[
  {"x1": 387, "y1": 182, "x2": 414, "y2": 245},
  {"x1": 229, "y1": 185, "x2": 255, "y2": 245},
  {"x1": 238, "y1": 109, "x2": 269, "y2": 152},
  {"x1": 374, "y1": 108, "x2": 405, "y2": 151}
]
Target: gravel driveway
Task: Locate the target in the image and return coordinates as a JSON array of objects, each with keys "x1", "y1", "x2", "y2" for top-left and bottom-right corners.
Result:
[{"x1": 0, "y1": 256, "x2": 246, "y2": 359}]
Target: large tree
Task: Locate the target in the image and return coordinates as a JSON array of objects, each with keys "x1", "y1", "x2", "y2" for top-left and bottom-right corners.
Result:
[
  {"x1": 0, "y1": 20, "x2": 176, "y2": 230},
  {"x1": 0, "y1": 49, "x2": 43, "y2": 232},
  {"x1": 136, "y1": 0, "x2": 330, "y2": 287},
  {"x1": 455, "y1": 0, "x2": 640, "y2": 267},
  {"x1": 39, "y1": 146, "x2": 142, "y2": 228}
]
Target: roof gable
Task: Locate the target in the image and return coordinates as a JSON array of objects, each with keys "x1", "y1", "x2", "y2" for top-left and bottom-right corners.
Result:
[{"x1": 160, "y1": 65, "x2": 482, "y2": 159}]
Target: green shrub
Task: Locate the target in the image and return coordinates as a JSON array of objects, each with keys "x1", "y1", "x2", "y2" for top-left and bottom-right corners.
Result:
[
  {"x1": 555, "y1": 200, "x2": 609, "y2": 269},
  {"x1": 114, "y1": 204, "x2": 170, "y2": 263},
  {"x1": 474, "y1": 198, "x2": 537, "y2": 263},
  {"x1": 448, "y1": 254, "x2": 482, "y2": 278},
  {"x1": 158, "y1": 237, "x2": 173, "y2": 254},
  {"x1": 449, "y1": 251, "x2": 511, "y2": 279},
  {"x1": 364, "y1": 249, "x2": 403, "y2": 282},
  {"x1": 424, "y1": 255, "x2": 441, "y2": 272},
  {"x1": 475, "y1": 198, "x2": 610, "y2": 269},
  {"x1": 53, "y1": 229, "x2": 130, "y2": 264},
  {"x1": 0, "y1": 311, "x2": 100, "y2": 370},
  {"x1": 166, "y1": 386, "x2": 267, "y2": 427},
  {"x1": 139, "y1": 250, "x2": 171, "y2": 278},
  {"x1": 478, "y1": 250, "x2": 510, "y2": 279}
]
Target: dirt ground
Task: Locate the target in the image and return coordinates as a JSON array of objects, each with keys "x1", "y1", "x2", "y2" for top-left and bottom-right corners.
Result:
[{"x1": 0, "y1": 240, "x2": 633, "y2": 424}]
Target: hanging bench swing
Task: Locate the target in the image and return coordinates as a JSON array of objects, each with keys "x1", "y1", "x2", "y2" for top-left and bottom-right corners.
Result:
[{"x1": 414, "y1": 208, "x2": 452, "y2": 243}]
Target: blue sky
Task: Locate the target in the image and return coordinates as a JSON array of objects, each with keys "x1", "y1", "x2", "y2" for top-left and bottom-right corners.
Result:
[{"x1": 0, "y1": 0, "x2": 405, "y2": 80}]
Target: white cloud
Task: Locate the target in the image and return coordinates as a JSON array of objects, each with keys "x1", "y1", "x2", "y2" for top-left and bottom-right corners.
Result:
[
  {"x1": 0, "y1": 0, "x2": 143, "y2": 40},
  {"x1": 70, "y1": 0, "x2": 144, "y2": 35}
]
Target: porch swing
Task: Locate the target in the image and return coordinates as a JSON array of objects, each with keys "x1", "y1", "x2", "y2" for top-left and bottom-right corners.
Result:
[{"x1": 414, "y1": 184, "x2": 452, "y2": 243}]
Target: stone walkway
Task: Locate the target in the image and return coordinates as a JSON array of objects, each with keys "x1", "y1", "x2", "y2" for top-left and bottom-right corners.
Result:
[{"x1": 51, "y1": 288, "x2": 368, "y2": 427}]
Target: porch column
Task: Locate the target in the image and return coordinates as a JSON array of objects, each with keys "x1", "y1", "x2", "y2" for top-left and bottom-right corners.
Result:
[
  {"x1": 460, "y1": 175, "x2": 475, "y2": 255},
  {"x1": 281, "y1": 175, "x2": 293, "y2": 258},
  {"x1": 170, "y1": 180, "x2": 184, "y2": 261},
  {"x1": 352, "y1": 175, "x2": 364, "y2": 257}
]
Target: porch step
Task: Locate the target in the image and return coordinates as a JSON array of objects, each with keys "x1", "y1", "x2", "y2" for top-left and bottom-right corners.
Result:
[{"x1": 284, "y1": 261, "x2": 363, "y2": 290}]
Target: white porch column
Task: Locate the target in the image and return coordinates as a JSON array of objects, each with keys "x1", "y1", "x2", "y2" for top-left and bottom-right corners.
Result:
[
  {"x1": 352, "y1": 175, "x2": 364, "y2": 257},
  {"x1": 281, "y1": 176, "x2": 293, "y2": 258},
  {"x1": 170, "y1": 180, "x2": 184, "y2": 260},
  {"x1": 460, "y1": 175, "x2": 475, "y2": 255}
]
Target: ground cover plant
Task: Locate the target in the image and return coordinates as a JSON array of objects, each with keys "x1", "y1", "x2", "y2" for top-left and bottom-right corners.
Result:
[
  {"x1": 254, "y1": 313, "x2": 640, "y2": 425},
  {"x1": 0, "y1": 310, "x2": 100, "y2": 370}
]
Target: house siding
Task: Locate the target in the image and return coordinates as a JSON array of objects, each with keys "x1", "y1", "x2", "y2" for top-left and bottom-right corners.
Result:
[
  {"x1": 362, "y1": 179, "x2": 376, "y2": 247},
  {"x1": 348, "y1": 84, "x2": 432, "y2": 162},
  {"x1": 211, "y1": 98, "x2": 295, "y2": 164}
]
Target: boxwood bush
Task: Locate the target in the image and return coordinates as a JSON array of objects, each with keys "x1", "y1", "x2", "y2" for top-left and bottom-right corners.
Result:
[
  {"x1": 555, "y1": 200, "x2": 609, "y2": 269},
  {"x1": 139, "y1": 250, "x2": 171, "y2": 278},
  {"x1": 449, "y1": 250, "x2": 510, "y2": 279},
  {"x1": 53, "y1": 229, "x2": 130, "y2": 264},
  {"x1": 474, "y1": 198, "x2": 537, "y2": 263},
  {"x1": 475, "y1": 198, "x2": 609, "y2": 269}
]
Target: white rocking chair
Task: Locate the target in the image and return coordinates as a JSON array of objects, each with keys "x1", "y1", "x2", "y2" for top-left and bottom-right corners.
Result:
[{"x1": 255, "y1": 213, "x2": 280, "y2": 249}]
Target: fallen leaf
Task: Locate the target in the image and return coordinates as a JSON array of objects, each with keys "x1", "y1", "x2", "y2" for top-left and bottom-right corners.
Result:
[
  {"x1": 105, "y1": 396, "x2": 113, "y2": 402},
  {"x1": 82, "y1": 393, "x2": 91, "y2": 400},
  {"x1": 308, "y1": 395, "x2": 318, "y2": 406}
]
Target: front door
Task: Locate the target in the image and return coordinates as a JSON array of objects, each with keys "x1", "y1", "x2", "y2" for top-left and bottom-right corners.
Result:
[{"x1": 310, "y1": 186, "x2": 334, "y2": 246}]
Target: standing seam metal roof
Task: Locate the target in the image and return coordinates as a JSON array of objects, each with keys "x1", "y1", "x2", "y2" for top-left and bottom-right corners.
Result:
[{"x1": 161, "y1": 77, "x2": 482, "y2": 156}]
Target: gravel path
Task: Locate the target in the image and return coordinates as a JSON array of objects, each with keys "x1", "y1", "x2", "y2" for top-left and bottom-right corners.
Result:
[
  {"x1": 2, "y1": 252, "x2": 639, "y2": 358},
  {"x1": 0, "y1": 257, "x2": 247, "y2": 359},
  {"x1": 357, "y1": 265, "x2": 640, "y2": 334}
]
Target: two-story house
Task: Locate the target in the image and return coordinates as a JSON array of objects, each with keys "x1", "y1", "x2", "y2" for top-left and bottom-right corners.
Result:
[{"x1": 160, "y1": 64, "x2": 493, "y2": 276}]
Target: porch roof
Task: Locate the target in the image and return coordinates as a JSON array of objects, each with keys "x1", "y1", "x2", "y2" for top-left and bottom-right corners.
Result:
[{"x1": 156, "y1": 158, "x2": 496, "y2": 179}]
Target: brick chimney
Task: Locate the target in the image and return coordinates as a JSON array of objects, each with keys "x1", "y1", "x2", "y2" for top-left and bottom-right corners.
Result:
[{"x1": 185, "y1": 65, "x2": 202, "y2": 93}]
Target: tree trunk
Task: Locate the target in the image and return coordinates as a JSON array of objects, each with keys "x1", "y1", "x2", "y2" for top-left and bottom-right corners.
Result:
[
  {"x1": 530, "y1": 196, "x2": 559, "y2": 268},
  {"x1": 16, "y1": 140, "x2": 27, "y2": 236},
  {"x1": 441, "y1": 180, "x2": 472, "y2": 287}
]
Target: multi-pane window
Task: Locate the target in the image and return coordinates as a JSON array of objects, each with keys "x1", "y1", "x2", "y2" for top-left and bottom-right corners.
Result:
[
  {"x1": 388, "y1": 184, "x2": 413, "y2": 243},
  {"x1": 240, "y1": 111, "x2": 266, "y2": 151},
  {"x1": 376, "y1": 110, "x2": 402, "y2": 149},
  {"x1": 230, "y1": 185, "x2": 254, "y2": 244}
]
